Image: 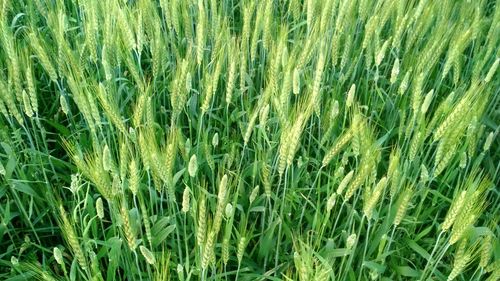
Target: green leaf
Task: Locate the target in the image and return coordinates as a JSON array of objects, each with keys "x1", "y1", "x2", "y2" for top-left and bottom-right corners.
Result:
[
  {"x1": 43, "y1": 119, "x2": 71, "y2": 136},
  {"x1": 152, "y1": 224, "x2": 176, "y2": 248},
  {"x1": 415, "y1": 225, "x2": 434, "y2": 242},
  {"x1": 151, "y1": 216, "x2": 171, "y2": 234},
  {"x1": 173, "y1": 168, "x2": 186, "y2": 186},
  {"x1": 406, "y1": 239, "x2": 430, "y2": 261},
  {"x1": 11, "y1": 182, "x2": 40, "y2": 199},
  {"x1": 0, "y1": 223, "x2": 6, "y2": 242},
  {"x1": 107, "y1": 236, "x2": 122, "y2": 280},
  {"x1": 363, "y1": 261, "x2": 386, "y2": 274},
  {"x1": 70, "y1": 259, "x2": 77, "y2": 281},
  {"x1": 324, "y1": 248, "x2": 350, "y2": 258},
  {"x1": 249, "y1": 206, "x2": 265, "y2": 212},
  {"x1": 396, "y1": 266, "x2": 420, "y2": 277}
]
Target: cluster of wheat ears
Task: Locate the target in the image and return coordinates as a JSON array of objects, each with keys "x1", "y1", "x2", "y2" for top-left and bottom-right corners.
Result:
[{"x1": 0, "y1": 0, "x2": 498, "y2": 280}]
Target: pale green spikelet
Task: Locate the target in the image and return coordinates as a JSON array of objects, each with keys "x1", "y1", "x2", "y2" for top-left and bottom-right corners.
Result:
[
  {"x1": 480, "y1": 235, "x2": 492, "y2": 268},
  {"x1": 394, "y1": 187, "x2": 413, "y2": 226},
  {"x1": 129, "y1": 158, "x2": 140, "y2": 196},
  {"x1": 336, "y1": 170, "x2": 354, "y2": 196},
  {"x1": 25, "y1": 63, "x2": 38, "y2": 115},
  {"x1": 442, "y1": 190, "x2": 467, "y2": 232},
  {"x1": 346, "y1": 84, "x2": 355, "y2": 108},
  {"x1": 249, "y1": 185, "x2": 259, "y2": 205},
  {"x1": 188, "y1": 154, "x2": 198, "y2": 177},
  {"x1": 484, "y1": 58, "x2": 499, "y2": 83},
  {"x1": 399, "y1": 71, "x2": 410, "y2": 96},
  {"x1": 22, "y1": 90, "x2": 34, "y2": 118},
  {"x1": 237, "y1": 236, "x2": 247, "y2": 264},
  {"x1": 139, "y1": 195, "x2": 152, "y2": 248},
  {"x1": 197, "y1": 194, "x2": 207, "y2": 246},
  {"x1": 182, "y1": 186, "x2": 190, "y2": 213},
  {"x1": 120, "y1": 200, "x2": 137, "y2": 251},
  {"x1": 196, "y1": 0, "x2": 206, "y2": 66},
  {"x1": 363, "y1": 176, "x2": 387, "y2": 220},
  {"x1": 390, "y1": 58, "x2": 400, "y2": 84},
  {"x1": 59, "y1": 205, "x2": 88, "y2": 270},
  {"x1": 483, "y1": 132, "x2": 494, "y2": 152},
  {"x1": 96, "y1": 197, "x2": 104, "y2": 220},
  {"x1": 262, "y1": 162, "x2": 272, "y2": 198}
]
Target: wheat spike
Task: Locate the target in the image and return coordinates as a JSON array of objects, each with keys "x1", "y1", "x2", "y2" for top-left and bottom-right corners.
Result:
[
  {"x1": 394, "y1": 187, "x2": 413, "y2": 226},
  {"x1": 197, "y1": 195, "x2": 207, "y2": 246},
  {"x1": 59, "y1": 206, "x2": 88, "y2": 270},
  {"x1": 182, "y1": 186, "x2": 190, "y2": 213},
  {"x1": 120, "y1": 201, "x2": 137, "y2": 251}
]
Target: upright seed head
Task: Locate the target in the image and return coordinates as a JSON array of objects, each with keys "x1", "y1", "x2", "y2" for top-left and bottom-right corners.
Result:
[
  {"x1": 182, "y1": 186, "x2": 190, "y2": 213},
  {"x1": 480, "y1": 235, "x2": 492, "y2": 268},
  {"x1": 202, "y1": 232, "x2": 215, "y2": 269},
  {"x1": 326, "y1": 193, "x2": 336, "y2": 213},
  {"x1": 222, "y1": 238, "x2": 230, "y2": 265},
  {"x1": 237, "y1": 237, "x2": 247, "y2": 264},
  {"x1": 483, "y1": 132, "x2": 494, "y2": 152},
  {"x1": 421, "y1": 89, "x2": 434, "y2": 114},
  {"x1": 22, "y1": 90, "x2": 34, "y2": 118},
  {"x1": 225, "y1": 203, "x2": 234, "y2": 218},
  {"x1": 212, "y1": 133, "x2": 219, "y2": 148},
  {"x1": 249, "y1": 185, "x2": 259, "y2": 205},
  {"x1": 177, "y1": 264, "x2": 185, "y2": 281},
  {"x1": 59, "y1": 205, "x2": 88, "y2": 270},
  {"x1": 334, "y1": 166, "x2": 345, "y2": 180},
  {"x1": 259, "y1": 104, "x2": 270, "y2": 128},
  {"x1": 346, "y1": 84, "x2": 355, "y2": 107},
  {"x1": 420, "y1": 165, "x2": 429, "y2": 183},
  {"x1": 219, "y1": 174, "x2": 228, "y2": 201},
  {"x1": 262, "y1": 163, "x2": 272, "y2": 198},
  {"x1": 185, "y1": 72, "x2": 192, "y2": 93},
  {"x1": 96, "y1": 197, "x2": 104, "y2": 219},
  {"x1": 70, "y1": 174, "x2": 80, "y2": 194},
  {"x1": 102, "y1": 145, "x2": 112, "y2": 172},
  {"x1": 442, "y1": 191, "x2": 467, "y2": 232},
  {"x1": 196, "y1": 0, "x2": 205, "y2": 65},
  {"x1": 459, "y1": 152, "x2": 467, "y2": 169},
  {"x1": 394, "y1": 188, "x2": 413, "y2": 226},
  {"x1": 450, "y1": 190, "x2": 485, "y2": 245},
  {"x1": 53, "y1": 247, "x2": 63, "y2": 265},
  {"x1": 26, "y1": 64, "x2": 38, "y2": 113},
  {"x1": 390, "y1": 58, "x2": 400, "y2": 84},
  {"x1": 412, "y1": 72, "x2": 425, "y2": 113},
  {"x1": 139, "y1": 197, "x2": 152, "y2": 248},
  {"x1": 120, "y1": 201, "x2": 137, "y2": 251},
  {"x1": 0, "y1": 162, "x2": 5, "y2": 176},
  {"x1": 129, "y1": 159, "x2": 140, "y2": 196},
  {"x1": 375, "y1": 39, "x2": 390, "y2": 67},
  {"x1": 226, "y1": 46, "x2": 237, "y2": 105},
  {"x1": 197, "y1": 195, "x2": 207, "y2": 245},
  {"x1": 139, "y1": 246, "x2": 156, "y2": 265},
  {"x1": 363, "y1": 176, "x2": 387, "y2": 219},
  {"x1": 399, "y1": 72, "x2": 410, "y2": 95},
  {"x1": 447, "y1": 240, "x2": 475, "y2": 281},
  {"x1": 293, "y1": 68, "x2": 300, "y2": 95},
  {"x1": 188, "y1": 154, "x2": 198, "y2": 177},
  {"x1": 60, "y1": 94, "x2": 70, "y2": 115},
  {"x1": 346, "y1": 233, "x2": 357, "y2": 250}
]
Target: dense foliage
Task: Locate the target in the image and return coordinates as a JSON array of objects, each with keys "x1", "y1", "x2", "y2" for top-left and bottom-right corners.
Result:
[{"x1": 0, "y1": 0, "x2": 499, "y2": 280}]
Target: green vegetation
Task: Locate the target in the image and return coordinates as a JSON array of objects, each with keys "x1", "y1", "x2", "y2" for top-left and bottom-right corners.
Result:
[{"x1": 0, "y1": 0, "x2": 498, "y2": 280}]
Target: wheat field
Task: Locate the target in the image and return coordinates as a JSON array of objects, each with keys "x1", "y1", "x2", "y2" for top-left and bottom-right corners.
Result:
[{"x1": 0, "y1": 0, "x2": 499, "y2": 280}]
